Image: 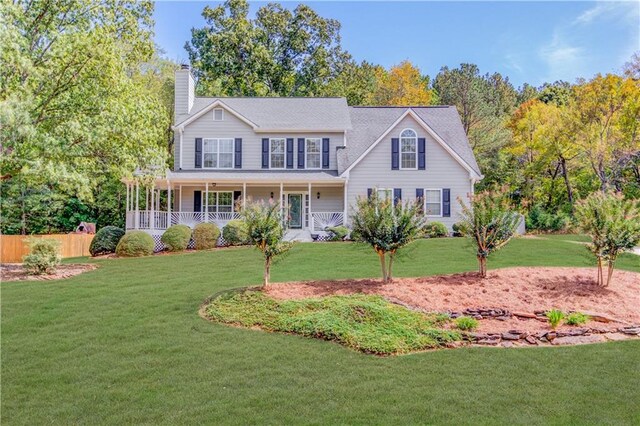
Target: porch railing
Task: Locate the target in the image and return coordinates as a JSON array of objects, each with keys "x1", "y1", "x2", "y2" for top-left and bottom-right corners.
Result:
[
  {"x1": 311, "y1": 212, "x2": 344, "y2": 232},
  {"x1": 126, "y1": 211, "x2": 241, "y2": 230}
]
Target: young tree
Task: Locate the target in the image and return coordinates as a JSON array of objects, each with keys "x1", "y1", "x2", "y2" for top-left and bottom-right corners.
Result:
[
  {"x1": 458, "y1": 189, "x2": 520, "y2": 278},
  {"x1": 575, "y1": 191, "x2": 640, "y2": 286},
  {"x1": 351, "y1": 191, "x2": 426, "y2": 283},
  {"x1": 240, "y1": 200, "x2": 292, "y2": 287}
]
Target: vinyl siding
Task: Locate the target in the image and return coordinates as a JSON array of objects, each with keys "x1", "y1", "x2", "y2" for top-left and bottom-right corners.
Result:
[
  {"x1": 176, "y1": 105, "x2": 344, "y2": 171},
  {"x1": 346, "y1": 115, "x2": 472, "y2": 229}
]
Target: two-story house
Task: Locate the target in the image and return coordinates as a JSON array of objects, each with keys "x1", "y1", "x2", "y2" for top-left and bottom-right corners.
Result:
[{"x1": 124, "y1": 65, "x2": 482, "y2": 243}]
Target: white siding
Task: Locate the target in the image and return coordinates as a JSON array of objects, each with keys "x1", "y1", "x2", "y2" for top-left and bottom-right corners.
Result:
[{"x1": 346, "y1": 115, "x2": 472, "y2": 229}]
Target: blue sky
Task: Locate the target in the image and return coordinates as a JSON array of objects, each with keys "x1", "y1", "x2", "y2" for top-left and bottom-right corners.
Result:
[{"x1": 154, "y1": 1, "x2": 640, "y2": 87}]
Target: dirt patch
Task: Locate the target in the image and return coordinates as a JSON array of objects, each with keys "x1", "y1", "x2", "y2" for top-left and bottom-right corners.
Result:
[
  {"x1": 266, "y1": 267, "x2": 640, "y2": 337},
  {"x1": 1, "y1": 263, "x2": 98, "y2": 282}
]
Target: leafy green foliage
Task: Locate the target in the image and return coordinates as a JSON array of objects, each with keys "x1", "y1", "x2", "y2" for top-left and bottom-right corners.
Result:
[
  {"x1": 452, "y1": 221, "x2": 470, "y2": 237},
  {"x1": 193, "y1": 223, "x2": 221, "y2": 250},
  {"x1": 326, "y1": 225, "x2": 350, "y2": 241},
  {"x1": 454, "y1": 316, "x2": 479, "y2": 331},
  {"x1": 458, "y1": 189, "x2": 520, "y2": 277},
  {"x1": 575, "y1": 191, "x2": 640, "y2": 286},
  {"x1": 546, "y1": 309, "x2": 565, "y2": 329},
  {"x1": 161, "y1": 225, "x2": 192, "y2": 252},
  {"x1": 115, "y1": 231, "x2": 154, "y2": 257},
  {"x1": 526, "y1": 205, "x2": 571, "y2": 232},
  {"x1": 351, "y1": 191, "x2": 426, "y2": 283},
  {"x1": 240, "y1": 200, "x2": 292, "y2": 286},
  {"x1": 222, "y1": 220, "x2": 248, "y2": 246},
  {"x1": 90, "y1": 226, "x2": 125, "y2": 256},
  {"x1": 22, "y1": 238, "x2": 61, "y2": 275},
  {"x1": 206, "y1": 290, "x2": 459, "y2": 355},
  {"x1": 424, "y1": 221, "x2": 449, "y2": 238},
  {"x1": 565, "y1": 312, "x2": 590, "y2": 326}
]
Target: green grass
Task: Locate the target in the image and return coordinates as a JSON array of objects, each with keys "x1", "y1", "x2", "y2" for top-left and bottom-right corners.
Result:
[
  {"x1": 2, "y1": 236, "x2": 640, "y2": 424},
  {"x1": 206, "y1": 291, "x2": 459, "y2": 355}
]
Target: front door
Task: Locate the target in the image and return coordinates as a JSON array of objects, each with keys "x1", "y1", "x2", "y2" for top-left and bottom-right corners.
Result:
[{"x1": 287, "y1": 194, "x2": 303, "y2": 229}]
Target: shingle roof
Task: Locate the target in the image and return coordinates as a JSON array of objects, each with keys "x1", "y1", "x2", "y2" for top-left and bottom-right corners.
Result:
[
  {"x1": 340, "y1": 106, "x2": 481, "y2": 176},
  {"x1": 181, "y1": 97, "x2": 352, "y2": 131}
]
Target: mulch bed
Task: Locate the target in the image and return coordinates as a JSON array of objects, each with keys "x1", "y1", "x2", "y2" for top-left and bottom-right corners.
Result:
[{"x1": 1, "y1": 263, "x2": 98, "y2": 282}]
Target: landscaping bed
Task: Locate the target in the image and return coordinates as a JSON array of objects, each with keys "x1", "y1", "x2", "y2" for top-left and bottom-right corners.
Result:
[{"x1": 1, "y1": 263, "x2": 97, "y2": 282}]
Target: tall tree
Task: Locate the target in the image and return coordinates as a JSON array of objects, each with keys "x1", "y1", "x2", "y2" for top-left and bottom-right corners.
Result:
[
  {"x1": 367, "y1": 61, "x2": 436, "y2": 106},
  {"x1": 186, "y1": 0, "x2": 350, "y2": 97}
]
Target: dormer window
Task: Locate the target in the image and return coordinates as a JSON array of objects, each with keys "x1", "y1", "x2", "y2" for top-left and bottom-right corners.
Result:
[
  {"x1": 400, "y1": 128, "x2": 417, "y2": 169},
  {"x1": 213, "y1": 108, "x2": 224, "y2": 121}
]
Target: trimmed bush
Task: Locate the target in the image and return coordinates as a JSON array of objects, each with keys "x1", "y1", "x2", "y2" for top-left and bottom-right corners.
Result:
[
  {"x1": 546, "y1": 309, "x2": 565, "y2": 329},
  {"x1": 89, "y1": 226, "x2": 125, "y2": 256},
  {"x1": 452, "y1": 221, "x2": 469, "y2": 237},
  {"x1": 526, "y1": 204, "x2": 571, "y2": 232},
  {"x1": 326, "y1": 225, "x2": 350, "y2": 241},
  {"x1": 455, "y1": 316, "x2": 478, "y2": 331},
  {"x1": 23, "y1": 238, "x2": 61, "y2": 275},
  {"x1": 565, "y1": 312, "x2": 590, "y2": 326},
  {"x1": 193, "y1": 223, "x2": 220, "y2": 250},
  {"x1": 424, "y1": 221, "x2": 449, "y2": 238},
  {"x1": 115, "y1": 231, "x2": 155, "y2": 257},
  {"x1": 161, "y1": 225, "x2": 192, "y2": 251},
  {"x1": 222, "y1": 220, "x2": 248, "y2": 246}
]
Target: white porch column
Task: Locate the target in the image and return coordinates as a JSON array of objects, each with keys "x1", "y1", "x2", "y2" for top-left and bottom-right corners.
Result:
[
  {"x1": 242, "y1": 182, "x2": 246, "y2": 209},
  {"x1": 167, "y1": 181, "x2": 172, "y2": 225},
  {"x1": 125, "y1": 183, "x2": 130, "y2": 229},
  {"x1": 150, "y1": 184, "x2": 155, "y2": 229},
  {"x1": 343, "y1": 181, "x2": 348, "y2": 227},
  {"x1": 146, "y1": 187, "x2": 149, "y2": 211},
  {"x1": 205, "y1": 182, "x2": 209, "y2": 222},
  {"x1": 308, "y1": 182, "x2": 312, "y2": 231},
  {"x1": 135, "y1": 182, "x2": 140, "y2": 229},
  {"x1": 179, "y1": 185, "x2": 183, "y2": 212}
]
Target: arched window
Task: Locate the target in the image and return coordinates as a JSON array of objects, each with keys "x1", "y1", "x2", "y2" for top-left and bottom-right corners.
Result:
[{"x1": 400, "y1": 128, "x2": 417, "y2": 169}]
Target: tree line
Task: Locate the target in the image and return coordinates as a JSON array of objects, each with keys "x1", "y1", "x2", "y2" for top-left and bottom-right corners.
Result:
[{"x1": 1, "y1": 0, "x2": 638, "y2": 234}]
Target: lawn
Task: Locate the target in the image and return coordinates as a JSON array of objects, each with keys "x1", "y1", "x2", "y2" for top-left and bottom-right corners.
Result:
[{"x1": 2, "y1": 236, "x2": 639, "y2": 424}]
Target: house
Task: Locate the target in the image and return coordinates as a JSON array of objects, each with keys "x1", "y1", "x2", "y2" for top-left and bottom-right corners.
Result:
[{"x1": 124, "y1": 65, "x2": 482, "y2": 243}]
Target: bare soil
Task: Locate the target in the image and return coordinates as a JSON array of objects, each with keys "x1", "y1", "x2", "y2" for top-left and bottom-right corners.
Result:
[
  {"x1": 1, "y1": 263, "x2": 97, "y2": 282},
  {"x1": 266, "y1": 267, "x2": 640, "y2": 333}
]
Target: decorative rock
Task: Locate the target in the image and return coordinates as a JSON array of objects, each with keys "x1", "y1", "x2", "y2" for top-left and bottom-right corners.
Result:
[
  {"x1": 502, "y1": 332, "x2": 521, "y2": 341},
  {"x1": 580, "y1": 311, "x2": 621, "y2": 324},
  {"x1": 619, "y1": 326, "x2": 640, "y2": 336},
  {"x1": 476, "y1": 338, "x2": 500, "y2": 346},
  {"x1": 604, "y1": 333, "x2": 629, "y2": 341},
  {"x1": 525, "y1": 335, "x2": 538, "y2": 345},
  {"x1": 551, "y1": 334, "x2": 606, "y2": 345},
  {"x1": 513, "y1": 311, "x2": 537, "y2": 319},
  {"x1": 501, "y1": 341, "x2": 515, "y2": 348},
  {"x1": 546, "y1": 331, "x2": 557, "y2": 341},
  {"x1": 496, "y1": 316, "x2": 510, "y2": 321}
]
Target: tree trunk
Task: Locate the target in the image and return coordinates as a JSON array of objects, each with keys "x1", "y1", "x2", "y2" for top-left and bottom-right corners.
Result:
[
  {"x1": 596, "y1": 257, "x2": 603, "y2": 286},
  {"x1": 478, "y1": 255, "x2": 487, "y2": 278},
  {"x1": 387, "y1": 251, "x2": 395, "y2": 283},
  {"x1": 606, "y1": 260, "x2": 615, "y2": 287},
  {"x1": 559, "y1": 156, "x2": 574, "y2": 212},
  {"x1": 263, "y1": 257, "x2": 271, "y2": 288},
  {"x1": 377, "y1": 250, "x2": 387, "y2": 283}
]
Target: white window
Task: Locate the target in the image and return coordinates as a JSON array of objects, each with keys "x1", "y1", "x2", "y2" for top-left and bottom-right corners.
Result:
[
  {"x1": 400, "y1": 128, "x2": 417, "y2": 169},
  {"x1": 377, "y1": 189, "x2": 392, "y2": 201},
  {"x1": 270, "y1": 138, "x2": 285, "y2": 169},
  {"x1": 203, "y1": 138, "x2": 234, "y2": 169},
  {"x1": 306, "y1": 138, "x2": 321, "y2": 169},
  {"x1": 214, "y1": 108, "x2": 224, "y2": 121},
  {"x1": 206, "y1": 191, "x2": 233, "y2": 213},
  {"x1": 424, "y1": 189, "x2": 442, "y2": 216}
]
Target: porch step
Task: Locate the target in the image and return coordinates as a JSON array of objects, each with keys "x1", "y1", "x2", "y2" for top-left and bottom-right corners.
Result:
[{"x1": 284, "y1": 229, "x2": 313, "y2": 243}]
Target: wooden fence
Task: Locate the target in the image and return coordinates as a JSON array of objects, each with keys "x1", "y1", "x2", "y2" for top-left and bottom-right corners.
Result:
[{"x1": 0, "y1": 234, "x2": 95, "y2": 263}]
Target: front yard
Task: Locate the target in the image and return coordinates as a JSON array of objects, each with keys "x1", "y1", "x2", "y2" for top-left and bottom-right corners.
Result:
[{"x1": 2, "y1": 236, "x2": 639, "y2": 424}]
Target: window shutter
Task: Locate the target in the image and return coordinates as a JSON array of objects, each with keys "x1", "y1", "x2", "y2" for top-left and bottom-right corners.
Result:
[
  {"x1": 418, "y1": 138, "x2": 426, "y2": 170},
  {"x1": 393, "y1": 188, "x2": 402, "y2": 206},
  {"x1": 443, "y1": 189, "x2": 451, "y2": 217},
  {"x1": 262, "y1": 138, "x2": 269, "y2": 169},
  {"x1": 286, "y1": 138, "x2": 294, "y2": 169},
  {"x1": 322, "y1": 138, "x2": 330, "y2": 169},
  {"x1": 297, "y1": 138, "x2": 305, "y2": 168},
  {"x1": 234, "y1": 138, "x2": 242, "y2": 169},
  {"x1": 195, "y1": 138, "x2": 203, "y2": 169},
  {"x1": 416, "y1": 188, "x2": 424, "y2": 214},
  {"x1": 391, "y1": 138, "x2": 399, "y2": 170},
  {"x1": 367, "y1": 188, "x2": 372, "y2": 199},
  {"x1": 194, "y1": 190, "x2": 202, "y2": 212}
]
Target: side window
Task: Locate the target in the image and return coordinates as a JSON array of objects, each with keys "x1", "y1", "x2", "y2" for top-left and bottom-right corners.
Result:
[
  {"x1": 214, "y1": 108, "x2": 224, "y2": 121},
  {"x1": 424, "y1": 189, "x2": 442, "y2": 216},
  {"x1": 306, "y1": 138, "x2": 321, "y2": 169},
  {"x1": 270, "y1": 138, "x2": 286, "y2": 169}
]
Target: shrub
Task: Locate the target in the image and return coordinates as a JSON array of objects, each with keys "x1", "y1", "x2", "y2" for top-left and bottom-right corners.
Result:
[
  {"x1": 161, "y1": 224, "x2": 192, "y2": 251},
  {"x1": 565, "y1": 312, "x2": 590, "y2": 326},
  {"x1": 326, "y1": 225, "x2": 350, "y2": 241},
  {"x1": 526, "y1": 205, "x2": 570, "y2": 232},
  {"x1": 222, "y1": 220, "x2": 248, "y2": 246},
  {"x1": 455, "y1": 316, "x2": 478, "y2": 331},
  {"x1": 424, "y1": 221, "x2": 448, "y2": 238},
  {"x1": 115, "y1": 231, "x2": 155, "y2": 257},
  {"x1": 89, "y1": 226, "x2": 125, "y2": 256},
  {"x1": 22, "y1": 238, "x2": 61, "y2": 275},
  {"x1": 193, "y1": 223, "x2": 220, "y2": 250},
  {"x1": 452, "y1": 221, "x2": 469, "y2": 237},
  {"x1": 546, "y1": 309, "x2": 564, "y2": 329}
]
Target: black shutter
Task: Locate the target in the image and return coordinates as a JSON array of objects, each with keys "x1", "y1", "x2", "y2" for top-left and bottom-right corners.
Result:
[
  {"x1": 393, "y1": 188, "x2": 402, "y2": 206},
  {"x1": 391, "y1": 138, "x2": 399, "y2": 170},
  {"x1": 443, "y1": 189, "x2": 451, "y2": 217},
  {"x1": 418, "y1": 138, "x2": 426, "y2": 170},
  {"x1": 322, "y1": 138, "x2": 330, "y2": 169},
  {"x1": 234, "y1": 138, "x2": 242, "y2": 169},
  {"x1": 195, "y1": 138, "x2": 203, "y2": 169},
  {"x1": 194, "y1": 190, "x2": 202, "y2": 212},
  {"x1": 262, "y1": 138, "x2": 269, "y2": 169},
  {"x1": 416, "y1": 188, "x2": 424, "y2": 214},
  {"x1": 297, "y1": 138, "x2": 305, "y2": 168},
  {"x1": 286, "y1": 138, "x2": 294, "y2": 169},
  {"x1": 367, "y1": 188, "x2": 372, "y2": 199}
]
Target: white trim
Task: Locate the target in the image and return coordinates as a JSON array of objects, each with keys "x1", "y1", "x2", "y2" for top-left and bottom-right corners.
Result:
[
  {"x1": 399, "y1": 127, "x2": 418, "y2": 170},
  {"x1": 213, "y1": 108, "x2": 224, "y2": 121},
  {"x1": 178, "y1": 128, "x2": 183, "y2": 170},
  {"x1": 424, "y1": 188, "x2": 443, "y2": 218},
  {"x1": 202, "y1": 138, "x2": 235, "y2": 170},
  {"x1": 340, "y1": 109, "x2": 481, "y2": 179},
  {"x1": 305, "y1": 137, "x2": 322, "y2": 170},
  {"x1": 283, "y1": 191, "x2": 308, "y2": 229},
  {"x1": 172, "y1": 100, "x2": 257, "y2": 130},
  {"x1": 269, "y1": 138, "x2": 286, "y2": 170}
]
